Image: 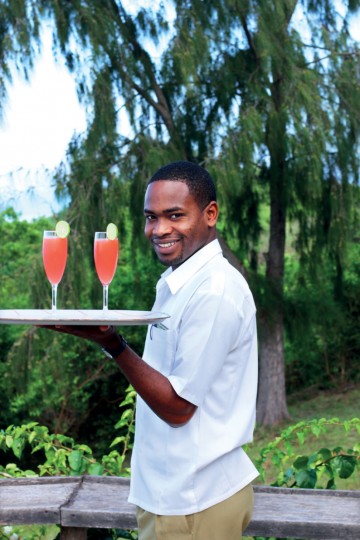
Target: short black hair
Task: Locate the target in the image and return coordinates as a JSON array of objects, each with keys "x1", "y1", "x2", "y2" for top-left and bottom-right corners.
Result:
[{"x1": 148, "y1": 161, "x2": 217, "y2": 209}]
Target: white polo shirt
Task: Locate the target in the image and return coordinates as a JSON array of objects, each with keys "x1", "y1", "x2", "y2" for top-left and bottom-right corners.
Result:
[{"x1": 129, "y1": 239, "x2": 258, "y2": 515}]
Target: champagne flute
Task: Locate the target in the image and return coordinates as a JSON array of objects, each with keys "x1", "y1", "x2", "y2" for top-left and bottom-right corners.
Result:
[
  {"x1": 94, "y1": 229, "x2": 119, "y2": 310},
  {"x1": 42, "y1": 229, "x2": 68, "y2": 310}
]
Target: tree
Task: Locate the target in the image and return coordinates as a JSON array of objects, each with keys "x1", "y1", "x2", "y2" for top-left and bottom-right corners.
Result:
[
  {"x1": 1, "y1": 0, "x2": 359, "y2": 425},
  {"x1": 170, "y1": 0, "x2": 360, "y2": 424}
]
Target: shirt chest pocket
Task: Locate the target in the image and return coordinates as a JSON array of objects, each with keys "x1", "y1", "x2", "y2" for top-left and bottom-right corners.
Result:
[{"x1": 145, "y1": 325, "x2": 178, "y2": 376}]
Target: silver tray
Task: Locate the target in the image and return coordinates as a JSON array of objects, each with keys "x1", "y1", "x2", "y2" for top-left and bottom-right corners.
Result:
[{"x1": 0, "y1": 309, "x2": 169, "y2": 327}]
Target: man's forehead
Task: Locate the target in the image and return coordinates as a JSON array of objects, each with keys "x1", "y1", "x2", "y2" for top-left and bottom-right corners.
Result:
[
  {"x1": 144, "y1": 180, "x2": 191, "y2": 206},
  {"x1": 145, "y1": 178, "x2": 188, "y2": 191}
]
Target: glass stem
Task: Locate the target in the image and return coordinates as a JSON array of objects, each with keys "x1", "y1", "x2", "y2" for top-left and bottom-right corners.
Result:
[
  {"x1": 103, "y1": 284, "x2": 109, "y2": 310},
  {"x1": 51, "y1": 284, "x2": 58, "y2": 310}
]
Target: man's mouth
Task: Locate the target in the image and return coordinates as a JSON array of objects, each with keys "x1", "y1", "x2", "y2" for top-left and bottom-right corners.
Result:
[
  {"x1": 152, "y1": 238, "x2": 180, "y2": 250},
  {"x1": 157, "y1": 241, "x2": 177, "y2": 248}
]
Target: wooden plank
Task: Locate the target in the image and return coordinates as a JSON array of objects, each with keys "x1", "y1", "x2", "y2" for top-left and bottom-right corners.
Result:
[
  {"x1": 1, "y1": 477, "x2": 359, "y2": 539},
  {"x1": 0, "y1": 477, "x2": 80, "y2": 525},
  {"x1": 61, "y1": 476, "x2": 137, "y2": 530},
  {"x1": 245, "y1": 486, "x2": 360, "y2": 540}
]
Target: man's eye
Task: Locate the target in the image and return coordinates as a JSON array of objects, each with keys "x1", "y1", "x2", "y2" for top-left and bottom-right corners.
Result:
[
  {"x1": 145, "y1": 215, "x2": 155, "y2": 221},
  {"x1": 170, "y1": 213, "x2": 183, "y2": 219}
]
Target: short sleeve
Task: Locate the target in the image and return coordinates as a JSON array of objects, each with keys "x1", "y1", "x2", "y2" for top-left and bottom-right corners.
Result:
[{"x1": 168, "y1": 272, "x2": 247, "y2": 405}]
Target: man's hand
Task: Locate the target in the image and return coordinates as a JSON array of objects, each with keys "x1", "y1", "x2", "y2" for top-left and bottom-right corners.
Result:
[{"x1": 39, "y1": 324, "x2": 121, "y2": 350}]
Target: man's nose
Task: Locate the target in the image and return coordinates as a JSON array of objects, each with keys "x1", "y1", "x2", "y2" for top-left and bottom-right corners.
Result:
[{"x1": 153, "y1": 218, "x2": 172, "y2": 235}]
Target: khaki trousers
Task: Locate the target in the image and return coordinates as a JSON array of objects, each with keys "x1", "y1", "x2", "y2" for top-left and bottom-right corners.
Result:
[{"x1": 136, "y1": 483, "x2": 254, "y2": 540}]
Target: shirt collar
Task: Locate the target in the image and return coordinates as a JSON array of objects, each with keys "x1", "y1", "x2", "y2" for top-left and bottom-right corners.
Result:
[{"x1": 160, "y1": 239, "x2": 222, "y2": 295}]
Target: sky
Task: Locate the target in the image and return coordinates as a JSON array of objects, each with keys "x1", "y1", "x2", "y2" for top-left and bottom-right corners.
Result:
[
  {"x1": 0, "y1": 3, "x2": 358, "y2": 221},
  {"x1": 0, "y1": 0, "x2": 170, "y2": 221},
  {"x1": 0, "y1": 27, "x2": 87, "y2": 221}
]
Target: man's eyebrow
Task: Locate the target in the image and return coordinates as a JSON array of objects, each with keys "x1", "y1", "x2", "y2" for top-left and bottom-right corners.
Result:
[{"x1": 144, "y1": 206, "x2": 183, "y2": 214}]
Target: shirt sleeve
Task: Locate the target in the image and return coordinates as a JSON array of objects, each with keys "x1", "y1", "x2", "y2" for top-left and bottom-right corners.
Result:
[{"x1": 168, "y1": 271, "x2": 249, "y2": 406}]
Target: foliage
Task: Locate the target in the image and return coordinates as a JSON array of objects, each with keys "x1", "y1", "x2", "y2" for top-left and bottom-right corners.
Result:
[
  {"x1": 0, "y1": 385, "x2": 136, "y2": 478},
  {"x1": 250, "y1": 417, "x2": 360, "y2": 489},
  {"x1": 0, "y1": 0, "x2": 359, "y2": 429},
  {"x1": 1, "y1": 413, "x2": 359, "y2": 539},
  {"x1": 0, "y1": 208, "x2": 159, "y2": 441},
  {"x1": 284, "y1": 242, "x2": 360, "y2": 392},
  {"x1": 0, "y1": 524, "x2": 59, "y2": 540},
  {"x1": 0, "y1": 209, "x2": 50, "y2": 321},
  {"x1": 52, "y1": 0, "x2": 359, "y2": 425}
]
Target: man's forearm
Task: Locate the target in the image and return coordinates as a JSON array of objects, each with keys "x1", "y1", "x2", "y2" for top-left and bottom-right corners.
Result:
[{"x1": 113, "y1": 345, "x2": 196, "y2": 426}]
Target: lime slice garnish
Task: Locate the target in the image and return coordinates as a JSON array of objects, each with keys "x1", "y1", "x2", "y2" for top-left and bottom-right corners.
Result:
[
  {"x1": 55, "y1": 220, "x2": 70, "y2": 238},
  {"x1": 106, "y1": 223, "x2": 118, "y2": 240}
]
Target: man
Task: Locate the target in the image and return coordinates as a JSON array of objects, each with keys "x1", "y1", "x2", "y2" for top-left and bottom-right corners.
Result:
[{"x1": 48, "y1": 161, "x2": 258, "y2": 539}]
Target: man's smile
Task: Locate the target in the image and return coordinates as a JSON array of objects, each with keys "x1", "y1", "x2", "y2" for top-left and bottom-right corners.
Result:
[{"x1": 152, "y1": 238, "x2": 181, "y2": 249}]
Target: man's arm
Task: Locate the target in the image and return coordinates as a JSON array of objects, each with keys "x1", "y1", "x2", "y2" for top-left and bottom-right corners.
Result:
[
  {"x1": 41, "y1": 324, "x2": 196, "y2": 427},
  {"x1": 113, "y1": 344, "x2": 196, "y2": 426}
]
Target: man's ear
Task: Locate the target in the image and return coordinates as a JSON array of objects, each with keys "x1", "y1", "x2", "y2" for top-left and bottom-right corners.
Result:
[{"x1": 205, "y1": 201, "x2": 219, "y2": 227}]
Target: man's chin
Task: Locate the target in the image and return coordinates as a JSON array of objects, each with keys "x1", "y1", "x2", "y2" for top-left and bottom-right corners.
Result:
[{"x1": 156, "y1": 253, "x2": 183, "y2": 268}]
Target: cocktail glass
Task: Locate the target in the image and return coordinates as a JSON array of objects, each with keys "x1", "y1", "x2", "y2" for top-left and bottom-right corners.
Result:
[
  {"x1": 94, "y1": 231, "x2": 119, "y2": 310},
  {"x1": 42, "y1": 230, "x2": 68, "y2": 310}
]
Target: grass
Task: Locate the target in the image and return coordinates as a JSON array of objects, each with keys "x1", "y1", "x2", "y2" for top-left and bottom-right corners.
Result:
[{"x1": 246, "y1": 384, "x2": 360, "y2": 490}]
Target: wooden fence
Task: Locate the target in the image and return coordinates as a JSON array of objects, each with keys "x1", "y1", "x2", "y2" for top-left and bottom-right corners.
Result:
[{"x1": 1, "y1": 476, "x2": 359, "y2": 539}]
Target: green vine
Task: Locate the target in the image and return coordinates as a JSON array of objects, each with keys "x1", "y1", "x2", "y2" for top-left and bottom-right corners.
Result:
[{"x1": 249, "y1": 417, "x2": 360, "y2": 489}]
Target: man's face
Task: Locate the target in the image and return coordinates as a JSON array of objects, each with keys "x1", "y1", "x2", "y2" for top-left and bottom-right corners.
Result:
[{"x1": 144, "y1": 180, "x2": 218, "y2": 268}]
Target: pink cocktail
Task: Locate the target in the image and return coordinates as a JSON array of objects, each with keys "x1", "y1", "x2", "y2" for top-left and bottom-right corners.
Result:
[
  {"x1": 94, "y1": 232, "x2": 119, "y2": 309},
  {"x1": 42, "y1": 231, "x2": 68, "y2": 309}
]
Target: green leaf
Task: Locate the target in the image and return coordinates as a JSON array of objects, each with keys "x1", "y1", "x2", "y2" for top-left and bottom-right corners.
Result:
[
  {"x1": 32, "y1": 443, "x2": 45, "y2": 454},
  {"x1": 29, "y1": 430, "x2": 37, "y2": 444},
  {"x1": 87, "y1": 462, "x2": 104, "y2": 476},
  {"x1": 326, "y1": 477, "x2": 336, "y2": 489},
  {"x1": 120, "y1": 409, "x2": 133, "y2": 421},
  {"x1": 283, "y1": 467, "x2": 294, "y2": 482},
  {"x1": 293, "y1": 456, "x2": 308, "y2": 470},
  {"x1": 110, "y1": 436, "x2": 126, "y2": 447},
  {"x1": 295, "y1": 469, "x2": 317, "y2": 489},
  {"x1": 12, "y1": 437, "x2": 25, "y2": 459},
  {"x1": 114, "y1": 419, "x2": 129, "y2": 429},
  {"x1": 317, "y1": 448, "x2": 332, "y2": 461},
  {"x1": 68, "y1": 450, "x2": 83, "y2": 471},
  {"x1": 5, "y1": 435, "x2": 13, "y2": 448},
  {"x1": 338, "y1": 457, "x2": 356, "y2": 479},
  {"x1": 77, "y1": 444, "x2": 92, "y2": 454},
  {"x1": 23, "y1": 470, "x2": 38, "y2": 477},
  {"x1": 296, "y1": 432, "x2": 305, "y2": 445},
  {"x1": 311, "y1": 424, "x2": 322, "y2": 437}
]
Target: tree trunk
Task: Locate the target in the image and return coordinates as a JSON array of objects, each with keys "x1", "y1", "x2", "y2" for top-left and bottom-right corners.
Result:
[
  {"x1": 257, "y1": 95, "x2": 290, "y2": 425},
  {"x1": 257, "y1": 189, "x2": 290, "y2": 425},
  {"x1": 257, "y1": 309, "x2": 290, "y2": 425}
]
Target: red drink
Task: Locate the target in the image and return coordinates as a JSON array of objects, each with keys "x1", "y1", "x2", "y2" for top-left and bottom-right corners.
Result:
[
  {"x1": 42, "y1": 236, "x2": 68, "y2": 285},
  {"x1": 94, "y1": 238, "x2": 119, "y2": 286}
]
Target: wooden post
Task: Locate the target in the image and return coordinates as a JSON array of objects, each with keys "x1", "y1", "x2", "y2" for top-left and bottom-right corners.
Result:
[{"x1": 60, "y1": 526, "x2": 87, "y2": 539}]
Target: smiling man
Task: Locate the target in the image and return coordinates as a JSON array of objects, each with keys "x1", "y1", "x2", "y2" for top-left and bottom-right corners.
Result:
[
  {"x1": 44, "y1": 161, "x2": 259, "y2": 539},
  {"x1": 126, "y1": 161, "x2": 259, "y2": 539},
  {"x1": 144, "y1": 166, "x2": 218, "y2": 267}
]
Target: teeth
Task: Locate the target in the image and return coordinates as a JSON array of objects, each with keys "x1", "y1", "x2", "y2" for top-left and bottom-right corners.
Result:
[{"x1": 159, "y1": 242, "x2": 176, "y2": 248}]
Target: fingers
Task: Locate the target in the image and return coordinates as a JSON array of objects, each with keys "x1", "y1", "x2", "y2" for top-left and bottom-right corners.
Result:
[{"x1": 38, "y1": 323, "x2": 117, "y2": 343}]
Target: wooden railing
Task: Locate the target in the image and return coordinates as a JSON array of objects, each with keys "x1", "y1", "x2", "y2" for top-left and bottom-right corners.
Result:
[{"x1": 1, "y1": 476, "x2": 359, "y2": 539}]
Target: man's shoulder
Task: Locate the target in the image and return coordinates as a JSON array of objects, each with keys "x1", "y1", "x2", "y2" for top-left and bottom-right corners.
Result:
[
  {"x1": 194, "y1": 253, "x2": 253, "y2": 300},
  {"x1": 208, "y1": 252, "x2": 249, "y2": 283}
]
